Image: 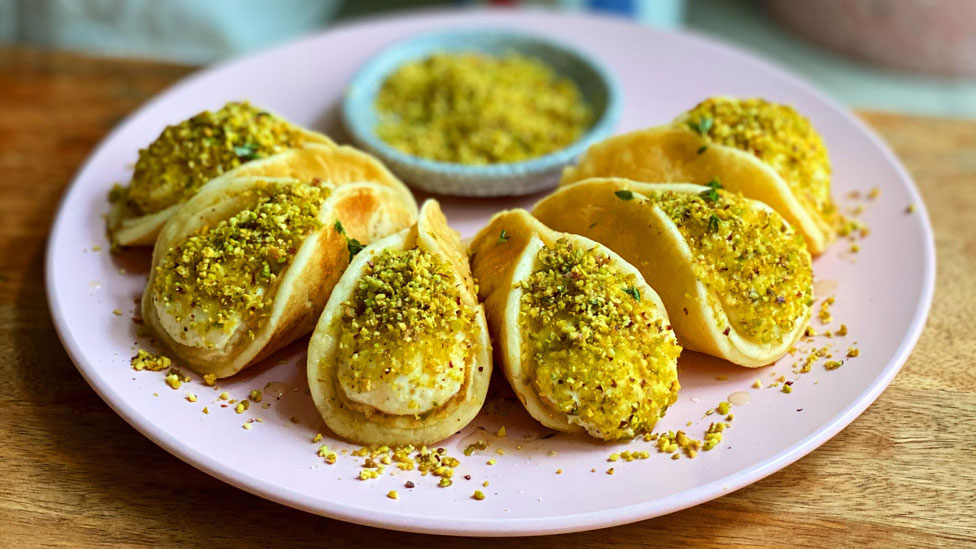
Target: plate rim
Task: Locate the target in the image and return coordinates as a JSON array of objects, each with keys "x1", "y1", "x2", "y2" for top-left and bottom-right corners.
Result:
[{"x1": 44, "y1": 8, "x2": 936, "y2": 537}]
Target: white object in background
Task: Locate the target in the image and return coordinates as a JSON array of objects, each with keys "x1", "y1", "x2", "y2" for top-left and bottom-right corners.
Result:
[
  {"x1": 2, "y1": 0, "x2": 341, "y2": 63},
  {"x1": 765, "y1": 0, "x2": 976, "y2": 76}
]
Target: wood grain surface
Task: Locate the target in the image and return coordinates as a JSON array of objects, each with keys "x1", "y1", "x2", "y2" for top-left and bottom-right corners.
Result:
[{"x1": 0, "y1": 47, "x2": 973, "y2": 548}]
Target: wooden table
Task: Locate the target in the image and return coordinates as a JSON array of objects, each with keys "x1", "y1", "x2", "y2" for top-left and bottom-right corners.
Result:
[{"x1": 1, "y1": 47, "x2": 973, "y2": 548}]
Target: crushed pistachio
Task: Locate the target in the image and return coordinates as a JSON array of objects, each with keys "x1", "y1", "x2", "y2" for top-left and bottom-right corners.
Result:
[
  {"x1": 335, "y1": 247, "x2": 475, "y2": 414},
  {"x1": 496, "y1": 426, "x2": 507, "y2": 438},
  {"x1": 716, "y1": 401, "x2": 731, "y2": 415},
  {"x1": 154, "y1": 182, "x2": 327, "y2": 340},
  {"x1": 472, "y1": 490, "x2": 486, "y2": 501},
  {"x1": 847, "y1": 347, "x2": 860, "y2": 358},
  {"x1": 249, "y1": 389, "x2": 263, "y2": 403},
  {"x1": 683, "y1": 97, "x2": 835, "y2": 226},
  {"x1": 781, "y1": 384, "x2": 793, "y2": 394},
  {"x1": 203, "y1": 373, "x2": 217, "y2": 386},
  {"x1": 112, "y1": 309, "x2": 123, "y2": 316},
  {"x1": 312, "y1": 433, "x2": 323, "y2": 442},
  {"x1": 648, "y1": 189, "x2": 813, "y2": 343},
  {"x1": 130, "y1": 349, "x2": 171, "y2": 372},
  {"x1": 818, "y1": 296, "x2": 835, "y2": 324},
  {"x1": 376, "y1": 52, "x2": 592, "y2": 165},
  {"x1": 752, "y1": 380, "x2": 762, "y2": 389},
  {"x1": 164, "y1": 373, "x2": 182, "y2": 390},
  {"x1": 387, "y1": 490, "x2": 399, "y2": 500},
  {"x1": 519, "y1": 238, "x2": 681, "y2": 440},
  {"x1": 703, "y1": 422, "x2": 727, "y2": 450},
  {"x1": 235, "y1": 400, "x2": 249, "y2": 414},
  {"x1": 186, "y1": 392, "x2": 197, "y2": 403},
  {"x1": 463, "y1": 440, "x2": 488, "y2": 456},
  {"x1": 120, "y1": 102, "x2": 309, "y2": 215},
  {"x1": 824, "y1": 360, "x2": 843, "y2": 370}
]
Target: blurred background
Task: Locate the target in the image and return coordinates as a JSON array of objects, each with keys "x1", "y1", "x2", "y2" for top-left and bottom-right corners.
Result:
[{"x1": 2, "y1": 0, "x2": 975, "y2": 117}]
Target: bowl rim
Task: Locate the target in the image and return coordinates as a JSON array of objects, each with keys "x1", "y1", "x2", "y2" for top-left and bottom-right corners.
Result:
[{"x1": 341, "y1": 27, "x2": 622, "y2": 177}]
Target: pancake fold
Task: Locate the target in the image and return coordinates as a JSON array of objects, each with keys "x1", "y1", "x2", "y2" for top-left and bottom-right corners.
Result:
[
  {"x1": 108, "y1": 101, "x2": 415, "y2": 247},
  {"x1": 142, "y1": 175, "x2": 417, "y2": 378},
  {"x1": 307, "y1": 200, "x2": 491, "y2": 446},
  {"x1": 533, "y1": 178, "x2": 814, "y2": 367},
  {"x1": 561, "y1": 97, "x2": 837, "y2": 254},
  {"x1": 469, "y1": 209, "x2": 681, "y2": 440}
]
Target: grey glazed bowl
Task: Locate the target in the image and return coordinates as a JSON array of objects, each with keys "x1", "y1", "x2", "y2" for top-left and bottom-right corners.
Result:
[{"x1": 342, "y1": 29, "x2": 621, "y2": 197}]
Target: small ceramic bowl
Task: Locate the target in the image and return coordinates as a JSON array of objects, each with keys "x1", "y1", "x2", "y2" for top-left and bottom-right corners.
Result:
[{"x1": 342, "y1": 29, "x2": 621, "y2": 197}]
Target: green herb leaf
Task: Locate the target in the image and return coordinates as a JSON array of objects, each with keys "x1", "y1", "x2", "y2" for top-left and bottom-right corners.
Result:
[
  {"x1": 233, "y1": 143, "x2": 259, "y2": 161},
  {"x1": 699, "y1": 181, "x2": 721, "y2": 202},
  {"x1": 614, "y1": 190, "x2": 634, "y2": 201},
  {"x1": 588, "y1": 221, "x2": 598, "y2": 229},
  {"x1": 346, "y1": 238, "x2": 365, "y2": 260},
  {"x1": 334, "y1": 220, "x2": 345, "y2": 234},
  {"x1": 688, "y1": 116, "x2": 713, "y2": 136},
  {"x1": 623, "y1": 286, "x2": 641, "y2": 301},
  {"x1": 697, "y1": 145, "x2": 708, "y2": 154},
  {"x1": 708, "y1": 213, "x2": 721, "y2": 232},
  {"x1": 498, "y1": 229, "x2": 509, "y2": 243}
]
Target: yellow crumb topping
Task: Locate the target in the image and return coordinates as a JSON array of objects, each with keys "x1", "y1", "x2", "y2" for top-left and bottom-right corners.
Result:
[
  {"x1": 683, "y1": 97, "x2": 836, "y2": 225},
  {"x1": 130, "y1": 349, "x2": 171, "y2": 372},
  {"x1": 154, "y1": 182, "x2": 326, "y2": 339},
  {"x1": 650, "y1": 188, "x2": 814, "y2": 343},
  {"x1": 519, "y1": 238, "x2": 681, "y2": 441},
  {"x1": 335, "y1": 247, "x2": 475, "y2": 414},
  {"x1": 376, "y1": 52, "x2": 592, "y2": 165},
  {"x1": 119, "y1": 102, "x2": 308, "y2": 215}
]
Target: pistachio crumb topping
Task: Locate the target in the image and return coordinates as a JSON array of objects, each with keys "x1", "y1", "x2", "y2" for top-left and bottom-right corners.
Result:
[
  {"x1": 335, "y1": 247, "x2": 476, "y2": 415},
  {"x1": 121, "y1": 102, "x2": 308, "y2": 215},
  {"x1": 376, "y1": 52, "x2": 592, "y2": 165},
  {"x1": 472, "y1": 490, "x2": 486, "y2": 500},
  {"x1": 818, "y1": 296, "x2": 835, "y2": 324},
  {"x1": 463, "y1": 440, "x2": 488, "y2": 456},
  {"x1": 649, "y1": 189, "x2": 813, "y2": 343},
  {"x1": 519, "y1": 238, "x2": 681, "y2": 440},
  {"x1": 154, "y1": 182, "x2": 327, "y2": 342},
  {"x1": 684, "y1": 97, "x2": 835, "y2": 225},
  {"x1": 130, "y1": 349, "x2": 171, "y2": 371}
]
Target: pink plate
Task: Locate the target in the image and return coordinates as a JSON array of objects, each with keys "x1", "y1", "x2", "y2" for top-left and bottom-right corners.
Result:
[{"x1": 45, "y1": 9, "x2": 935, "y2": 537}]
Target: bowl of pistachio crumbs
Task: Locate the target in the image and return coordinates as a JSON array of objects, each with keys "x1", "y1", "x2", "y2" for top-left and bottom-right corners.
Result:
[{"x1": 342, "y1": 29, "x2": 621, "y2": 196}]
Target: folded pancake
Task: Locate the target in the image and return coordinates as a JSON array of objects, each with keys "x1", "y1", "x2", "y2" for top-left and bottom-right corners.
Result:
[
  {"x1": 142, "y1": 176, "x2": 417, "y2": 378},
  {"x1": 469, "y1": 209, "x2": 680, "y2": 440},
  {"x1": 107, "y1": 101, "x2": 414, "y2": 247},
  {"x1": 561, "y1": 97, "x2": 836, "y2": 254},
  {"x1": 533, "y1": 178, "x2": 814, "y2": 367},
  {"x1": 307, "y1": 200, "x2": 491, "y2": 446}
]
